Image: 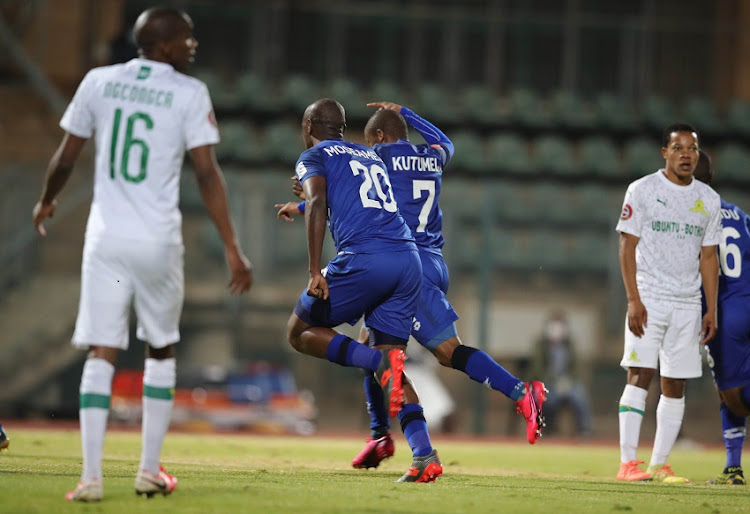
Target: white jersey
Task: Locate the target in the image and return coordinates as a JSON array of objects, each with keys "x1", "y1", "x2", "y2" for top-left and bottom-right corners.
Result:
[
  {"x1": 616, "y1": 169, "x2": 721, "y2": 308},
  {"x1": 60, "y1": 58, "x2": 220, "y2": 245}
]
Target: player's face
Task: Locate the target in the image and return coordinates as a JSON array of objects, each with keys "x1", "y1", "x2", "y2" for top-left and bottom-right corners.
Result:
[
  {"x1": 661, "y1": 131, "x2": 699, "y2": 184},
  {"x1": 166, "y1": 16, "x2": 198, "y2": 72}
]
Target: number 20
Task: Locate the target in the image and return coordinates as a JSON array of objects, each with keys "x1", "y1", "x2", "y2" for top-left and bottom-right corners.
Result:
[{"x1": 348, "y1": 160, "x2": 397, "y2": 212}]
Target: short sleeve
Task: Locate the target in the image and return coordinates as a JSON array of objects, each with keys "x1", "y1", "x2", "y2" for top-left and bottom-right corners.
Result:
[
  {"x1": 183, "y1": 82, "x2": 220, "y2": 150},
  {"x1": 702, "y1": 198, "x2": 722, "y2": 247},
  {"x1": 615, "y1": 183, "x2": 641, "y2": 237},
  {"x1": 60, "y1": 71, "x2": 96, "y2": 138},
  {"x1": 295, "y1": 148, "x2": 326, "y2": 184}
]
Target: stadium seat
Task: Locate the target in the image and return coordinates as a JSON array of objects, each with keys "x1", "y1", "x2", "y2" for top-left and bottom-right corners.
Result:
[
  {"x1": 533, "y1": 182, "x2": 579, "y2": 224},
  {"x1": 682, "y1": 96, "x2": 724, "y2": 137},
  {"x1": 192, "y1": 69, "x2": 235, "y2": 110},
  {"x1": 279, "y1": 75, "x2": 320, "y2": 113},
  {"x1": 641, "y1": 95, "x2": 677, "y2": 131},
  {"x1": 491, "y1": 227, "x2": 526, "y2": 270},
  {"x1": 715, "y1": 143, "x2": 750, "y2": 184},
  {"x1": 578, "y1": 136, "x2": 621, "y2": 178},
  {"x1": 486, "y1": 133, "x2": 532, "y2": 176},
  {"x1": 593, "y1": 92, "x2": 638, "y2": 133},
  {"x1": 235, "y1": 72, "x2": 279, "y2": 114},
  {"x1": 532, "y1": 135, "x2": 578, "y2": 177},
  {"x1": 447, "y1": 130, "x2": 486, "y2": 173},
  {"x1": 577, "y1": 183, "x2": 621, "y2": 226},
  {"x1": 623, "y1": 138, "x2": 660, "y2": 179},
  {"x1": 370, "y1": 79, "x2": 404, "y2": 105},
  {"x1": 412, "y1": 82, "x2": 457, "y2": 124},
  {"x1": 459, "y1": 85, "x2": 500, "y2": 126},
  {"x1": 491, "y1": 181, "x2": 536, "y2": 223},
  {"x1": 524, "y1": 229, "x2": 569, "y2": 272},
  {"x1": 550, "y1": 90, "x2": 595, "y2": 130},
  {"x1": 569, "y1": 231, "x2": 612, "y2": 274},
  {"x1": 215, "y1": 121, "x2": 253, "y2": 161},
  {"x1": 508, "y1": 88, "x2": 552, "y2": 129},
  {"x1": 326, "y1": 77, "x2": 369, "y2": 119},
  {"x1": 265, "y1": 120, "x2": 304, "y2": 164},
  {"x1": 726, "y1": 99, "x2": 750, "y2": 138}
]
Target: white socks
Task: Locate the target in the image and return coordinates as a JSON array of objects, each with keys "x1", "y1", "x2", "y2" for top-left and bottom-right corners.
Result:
[
  {"x1": 619, "y1": 384, "x2": 647, "y2": 463},
  {"x1": 139, "y1": 358, "x2": 176, "y2": 475},
  {"x1": 649, "y1": 395, "x2": 685, "y2": 467},
  {"x1": 79, "y1": 358, "x2": 115, "y2": 481}
]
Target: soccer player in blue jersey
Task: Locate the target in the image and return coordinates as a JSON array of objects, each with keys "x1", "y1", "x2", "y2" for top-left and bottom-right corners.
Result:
[
  {"x1": 281, "y1": 98, "x2": 442, "y2": 482},
  {"x1": 694, "y1": 150, "x2": 750, "y2": 485}
]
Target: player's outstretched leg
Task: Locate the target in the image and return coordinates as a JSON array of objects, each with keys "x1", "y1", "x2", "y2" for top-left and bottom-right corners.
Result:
[
  {"x1": 135, "y1": 465, "x2": 178, "y2": 498},
  {"x1": 374, "y1": 349, "x2": 406, "y2": 418},
  {"x1": 514, "y1": 380, "x2": 548, "y2": 444}
]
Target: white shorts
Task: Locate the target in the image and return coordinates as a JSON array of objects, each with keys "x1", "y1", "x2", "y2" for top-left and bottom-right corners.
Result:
[
  {"x1": 620, "y1": 299, "x2": 703, "y2": 378},
  {"x1": 72, "y1": 236, "x2": 184, "y2": 350}
]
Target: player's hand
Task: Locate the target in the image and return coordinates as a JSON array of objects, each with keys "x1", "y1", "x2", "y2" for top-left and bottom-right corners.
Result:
[
  {"x1": 275, "y1": 202, "x2": 302, "y2": 222},
  {"x1": 32, "y1": 200, "x2": 57, "y2": 237},
  {"x1": 626, "y1": 299, "x2": 647, "y2": 338},
  {"x1": 306, "y1": 272, "x2": 329, "y2": 300},
  {"x1": 225, "y1": 245, "x2": 253, "y2": 295},
  {"x1": 366, "y1": 101, "x2": 402, "y2": 113},
  {"x1": 700, "y1": 310, "x2": 717, "y2": 345},
  {"x1": 291, "y1": 176, "x2": 305, "y2": 199}
]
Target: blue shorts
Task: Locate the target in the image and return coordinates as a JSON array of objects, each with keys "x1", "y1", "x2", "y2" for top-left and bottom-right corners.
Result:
[
  {"x1": 411, "y1": 250, "x2": 459, "y2": 350},
  {"x1": 294, "y1": 250, "x2": 422, "y2": 341},
  {"x1": 706, "y1": 295, "x2": 750, "y2": 391}
]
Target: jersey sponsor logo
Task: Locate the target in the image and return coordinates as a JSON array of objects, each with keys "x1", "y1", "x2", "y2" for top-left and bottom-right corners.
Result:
[
  {"x1": 296, "y1": 161, "x2": 308, "y2": 178},
  {"x1": 208, "y1": 110, "x2": 217, "y2": 127},
  {"x1": 690, "y1": 199, "x2": 707, "y2": 215},
  {"x1": 136, "y1": 66, "x2": 151, "y2": 80},
  {"x1": 621, "y1": 204, "x2": 633, "y2": 220}
]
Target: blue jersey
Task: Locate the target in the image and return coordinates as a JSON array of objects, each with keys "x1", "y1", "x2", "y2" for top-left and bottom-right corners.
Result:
[
  {"x1": 295, "y1": 139, "x2": 416, "y2": 254},
  {"x1": 718, "y1": 199, "x2": 750, "y2": 301},
  {"x1": 372, "y1": 107, "x2": 454, "y2": 250}
]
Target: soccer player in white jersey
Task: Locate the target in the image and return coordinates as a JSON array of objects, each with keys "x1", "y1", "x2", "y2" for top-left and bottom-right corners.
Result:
[
  {"x1": 32, "y1": 7, "x2": 253, "y2": 502},
  {"x1": 615, "y1": 123, "x2": 721, "y2": 483}
]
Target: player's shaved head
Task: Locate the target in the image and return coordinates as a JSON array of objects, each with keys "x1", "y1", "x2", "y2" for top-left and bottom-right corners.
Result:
[
  {"x1": 693, "y1": 149, "x2": 714, "y2": 186},
  {"x1": 305, "y1": 98, "x2": 346, "y2": 132},
  {"x1": 365, "y1": 109, "x2": 408, "y2": 142},
  {"x1": 133, "y1": 7, "x2": 192, "y2": 56}
]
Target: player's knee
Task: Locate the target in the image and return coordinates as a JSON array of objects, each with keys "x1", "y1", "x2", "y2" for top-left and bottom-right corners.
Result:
[
  {"x1": 433, "y1": 336, "x2": 460, "y2": 367},
  {"x1": 724, "y1": 389, "x2": 750, "y2": 417}
]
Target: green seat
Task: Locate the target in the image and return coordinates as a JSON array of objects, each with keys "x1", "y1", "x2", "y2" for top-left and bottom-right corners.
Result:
[
  {"x1": 279, "y1": 75, "x2": 319, "y2": 113},
  {"x1": 235, "y1": 72, "x2": 278, "y2": 114},
  {"x1": 508, "y1": 88, "x2": 552, "y2": 129},
  {"x1": 370, "y1": 79, "x2": 404, "y2": 105},
  {"x1": 491, "y1": 182, "x2": 535, "y2": 223},
  {"x1": 447, "y1": 130, "x2": 486, "y2": 173},
  {"x1": 623, "y1": 138, "x2": 660, "y2": 178},
  {"x1": 533, "y1": 135, "x2": 577, "y2": 177},
  {"x1": 577, "y1": 183, "x2": 619, "y2": 225},
  {"x1": 642, "y1": 95, "x2": 677, "y2": 131},
  {"x1": 550, "y1": 90, "x2": 595, "y2": 130},
  {"x1": 533, "y1": 182, "x2": 578, "y2": 224},
  {"x1": 491, "y1": 227, "x2": 526, "y2": 270},
  {"x1": 326, "y1": 77, "x2": 369, "y2": 119},
  {"x1": 192, "y1": 69, "x2": 235, "y2": 110},
  {"x1": 459, "y1": 85, "x2": 500, "y2": 125},
  {"x1": 726, "y1": 99, "x2": 750, "y2": 138},
  {"x1": 524, "y1": 229, "x2": 569, "y2": 272},
  {"x1": 569, "y1": 232, "x2": 611, "y2": 273},
  {"x1": 682, "y1": 97, "x2": 723, "y2": 137},
  {"x1": 486, "y1": 133, "x2": 532, "y2": 176},
  {"x1": 412, "y1": 83, "x2": 457, "y2": 124},
  {"x1": 265, "y1": 121, "x2": 303, "y2": 165},
  {"x1": 215, "y1": 121, "x2": 253, "y2": 161},
  {"x1": 715, "y1": 143, "x2": 750, "y2": 184},
  {"x1": 593, "y1": 93, "x2": 637, "y2": 132},
  {"x1": 578, "y1": 136, "x2": 621, "y2": 178}
]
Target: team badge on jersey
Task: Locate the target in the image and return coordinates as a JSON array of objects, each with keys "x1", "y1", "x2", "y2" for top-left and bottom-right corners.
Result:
[
  {"x1": 208, "y1": 110, "x2": 217, "y2": 127},
  {"x1": 621, "y1": 204, "x2": 633, "y2": 220},
  {"x1": 690, "y1": 199, "x2": 707, "y2": 216}
]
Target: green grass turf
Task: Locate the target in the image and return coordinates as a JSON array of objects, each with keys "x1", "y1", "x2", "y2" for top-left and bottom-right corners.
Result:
[{"x1": 0, "y1": 428, "x2": 746, "y2": 513}]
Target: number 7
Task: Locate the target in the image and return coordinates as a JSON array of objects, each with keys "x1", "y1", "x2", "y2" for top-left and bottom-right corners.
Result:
[{"x1": 413, "y1": 180, "x2": 435, "y2": 233}]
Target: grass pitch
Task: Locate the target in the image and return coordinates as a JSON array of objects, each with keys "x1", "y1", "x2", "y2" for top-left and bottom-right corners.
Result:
[{"x1": 0, "y1": 428, "x2": 747, "y2": 513}]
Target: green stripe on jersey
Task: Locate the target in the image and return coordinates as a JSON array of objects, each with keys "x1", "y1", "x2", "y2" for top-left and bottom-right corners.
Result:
[
  {"x1": 143, "y1": 385, "x2": 174, "y2": 400},
  {"x1": 619, "y1": 404, "x2": 645, "y2": 416},
  {"x1": 80, "y1": 393, "x2": 111, "y2": 409}
]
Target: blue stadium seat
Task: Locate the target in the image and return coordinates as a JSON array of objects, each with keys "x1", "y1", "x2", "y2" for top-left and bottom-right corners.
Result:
[
  {"x1": 578, "y1": 136, "x2": 621, "y2": 178},
  {"x1": 486, "y1": 133, "x2": 532, "y2": 176}
]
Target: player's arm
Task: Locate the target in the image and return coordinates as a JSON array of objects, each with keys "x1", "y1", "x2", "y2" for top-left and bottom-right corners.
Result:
[
  {"x1": 699, "y1": 244, "x2": 719, "y2": 344},
  {"x1": 190, "y1": 144, "x2": 252, "y2": 295},
  {"x1": 619, "y1": 232, "x2": 647, "y2": 337},
  {"x1": 302, "y1": 175, "x2": 329, "y2": 300},
  {"x1": 368, "y1": 101, "x2": 455, "y2": 163},
  {"x1": 33, "y1": 132, "x2": 88, "y2": 236},
  {"x1": 275, "y1": 201, "x2": 304, "y2": 222}
]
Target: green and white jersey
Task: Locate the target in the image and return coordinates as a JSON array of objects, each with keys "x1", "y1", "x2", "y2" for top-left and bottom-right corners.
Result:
[
  {"x1": 60, "y1": 58, "x2": 220, "y2": 244},
  {"x1": 616, "y1": 169, "x2": 721, "y2": 308}
]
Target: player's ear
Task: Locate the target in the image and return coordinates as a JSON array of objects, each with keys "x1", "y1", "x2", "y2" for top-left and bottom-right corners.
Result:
[{"x1": 661, "y1": 147, "x2": 668, "y2": 160}]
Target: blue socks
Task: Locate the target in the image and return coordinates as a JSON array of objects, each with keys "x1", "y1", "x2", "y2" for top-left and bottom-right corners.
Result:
[
  {"x1": 451, "y1": 345, "x2": 524, "y2": 400},
  {"x1": 399, "y1": 403, "x2": 432, "y2": 457},
  {"x1": 364, "y1": 373, "x2": 390, "y2": 438},
  {"x1": 326, "y1": 334, "x2": 381, "y2": 371},
  {"x1": 720, "y1": 403, "x2": 746, "y2": 469}
]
